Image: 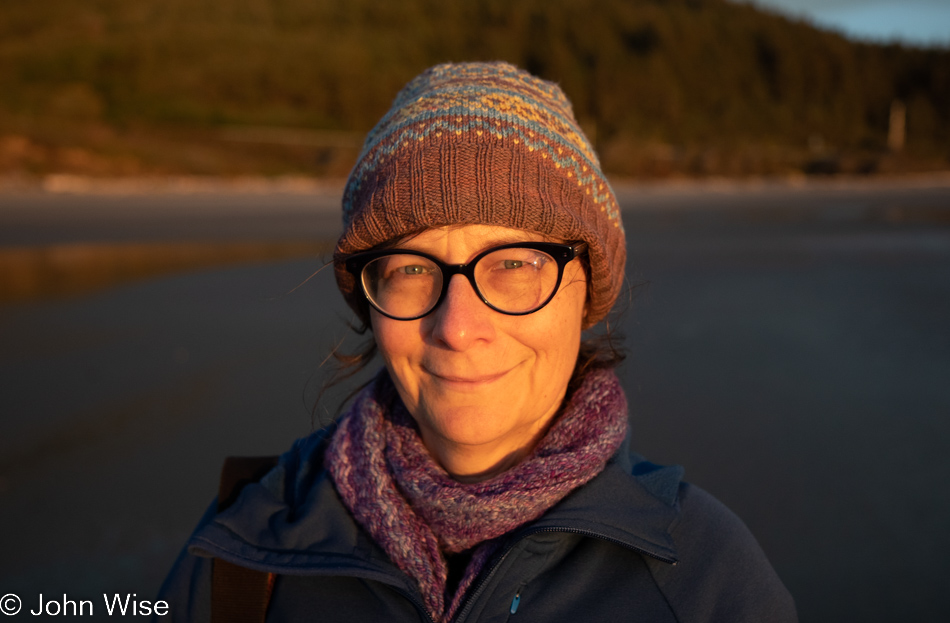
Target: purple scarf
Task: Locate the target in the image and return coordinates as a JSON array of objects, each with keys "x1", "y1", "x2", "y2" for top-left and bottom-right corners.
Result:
[{"x1": 326, "y1": 367, "x2": 628, "y2": 621}]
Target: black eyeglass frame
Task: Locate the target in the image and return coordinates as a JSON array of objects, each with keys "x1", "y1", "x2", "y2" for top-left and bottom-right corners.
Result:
[{"x1": 344, "y1": 241, "x2": 589, "y2": 321}]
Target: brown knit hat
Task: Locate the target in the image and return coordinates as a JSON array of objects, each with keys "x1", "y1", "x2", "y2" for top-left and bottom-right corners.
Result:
[{"x1": 334, "y1": 61, "x2": 625, "y2": 327}]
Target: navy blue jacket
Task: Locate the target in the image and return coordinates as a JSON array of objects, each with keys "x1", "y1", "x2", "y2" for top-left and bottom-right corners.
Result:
[{"x1": 158, "y1": 428, "x2": 797, "y2": 622}]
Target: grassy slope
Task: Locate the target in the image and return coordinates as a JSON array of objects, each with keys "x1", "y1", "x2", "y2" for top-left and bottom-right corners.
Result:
[{"x1": 0, "y1": 0, "x2": 947, "y2": 178}]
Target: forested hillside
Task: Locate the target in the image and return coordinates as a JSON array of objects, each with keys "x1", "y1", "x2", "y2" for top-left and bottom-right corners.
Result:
[{"x1": 1, "y1": 0, "x2": 947, "y2": 178}]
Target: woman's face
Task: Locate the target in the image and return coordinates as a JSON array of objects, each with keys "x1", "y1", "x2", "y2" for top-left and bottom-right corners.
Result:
[{"x1": 370, "y1": 224, "x2": 588, "y2": 481}]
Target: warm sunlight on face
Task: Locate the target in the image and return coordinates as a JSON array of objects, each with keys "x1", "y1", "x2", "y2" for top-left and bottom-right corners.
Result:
[{"x1": 370, "y1": 225, "x2": 589, "y2": 482}]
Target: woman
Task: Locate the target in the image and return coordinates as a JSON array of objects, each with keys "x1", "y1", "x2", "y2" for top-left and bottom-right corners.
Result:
[{"x1": 159, "y1": 62, "x2": 796, "y2": 622}]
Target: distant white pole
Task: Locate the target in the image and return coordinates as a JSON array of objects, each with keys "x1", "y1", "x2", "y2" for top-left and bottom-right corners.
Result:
[{"x1": 888, "y1": 99, "x2": 906, "y2": 153}]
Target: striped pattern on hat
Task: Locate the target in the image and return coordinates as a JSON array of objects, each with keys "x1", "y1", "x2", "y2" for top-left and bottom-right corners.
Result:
[{"x1": 334, "y1": 61, "x2": 625, "y2": 326}]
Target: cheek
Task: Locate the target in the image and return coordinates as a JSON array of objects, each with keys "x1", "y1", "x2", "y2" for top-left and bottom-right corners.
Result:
[
  {"x1": 523, "y1": 278, "x2": 586, "y2": 365},
  {"x1": 555, "y1": 269, "x2": 588, "y2": 333},
  {"x1": 555, "y1": 277, "x2": 587, "y2": 359},
  {"x1": 370, "y1": 312, "x2": 411, "y2": 365},
  {"x1": 370, "y1": 312, "x2": 426, "y2": 399}
]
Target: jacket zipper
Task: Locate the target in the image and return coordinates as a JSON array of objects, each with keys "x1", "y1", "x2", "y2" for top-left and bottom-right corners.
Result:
[
  {"x1": 509, "y1": 590, "x2": 522, "y2": 614},
  {"x1": 452, "y1": 526, "x2": 676, "y2": 623}
]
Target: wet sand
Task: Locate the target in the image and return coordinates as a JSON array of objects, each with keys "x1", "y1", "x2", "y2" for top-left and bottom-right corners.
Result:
[{"x1": 1, "y1": 179, "x2": 949, "y2": 621}]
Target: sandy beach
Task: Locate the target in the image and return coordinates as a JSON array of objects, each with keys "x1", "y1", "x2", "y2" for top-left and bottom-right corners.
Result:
[{"x1": 1, "y1": 177, "x2": 948, "y2": 621}]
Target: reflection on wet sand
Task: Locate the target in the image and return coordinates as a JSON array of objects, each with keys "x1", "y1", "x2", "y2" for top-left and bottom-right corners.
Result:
[{"x1": 0, "y1": 240, "x2": 332, "y2": 303}]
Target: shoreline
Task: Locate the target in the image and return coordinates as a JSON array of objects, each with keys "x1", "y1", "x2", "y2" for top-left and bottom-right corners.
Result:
[{"x1": 2, "y1": 170, "x2": 950, "y2": 197}]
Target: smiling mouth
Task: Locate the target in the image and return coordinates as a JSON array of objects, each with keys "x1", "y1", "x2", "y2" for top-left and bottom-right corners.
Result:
[{"x1": 424, "y1": 367, "x2": 512, "y2": 386}]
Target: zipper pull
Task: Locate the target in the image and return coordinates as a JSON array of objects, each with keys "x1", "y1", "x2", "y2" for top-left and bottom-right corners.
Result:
[{"x1": 509, "y1": 591, "x2": 521, "y2": 615}]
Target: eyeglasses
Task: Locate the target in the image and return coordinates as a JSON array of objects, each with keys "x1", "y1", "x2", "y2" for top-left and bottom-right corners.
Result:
[{"x1": 345, "y1": 241, "x2": 588, "y2": 321}]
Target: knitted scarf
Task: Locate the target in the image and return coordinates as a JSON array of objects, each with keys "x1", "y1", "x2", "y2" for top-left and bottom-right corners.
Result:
[{"x1": 325, "y1": 367, "x2": 628, "y2": 622}]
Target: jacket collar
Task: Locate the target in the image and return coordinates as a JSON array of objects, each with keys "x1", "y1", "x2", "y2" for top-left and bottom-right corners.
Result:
[
  {"x1": 188, "y1": 428, "x2": 682, "y2": 575},
  {"x1": 525, "y1": 433, "x2": 681, "y2": 563}
]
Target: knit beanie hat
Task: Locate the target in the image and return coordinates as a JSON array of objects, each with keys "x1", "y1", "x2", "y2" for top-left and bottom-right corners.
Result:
[{"x1": 334, "y1": 61, "x2": 625, "y2": 327}]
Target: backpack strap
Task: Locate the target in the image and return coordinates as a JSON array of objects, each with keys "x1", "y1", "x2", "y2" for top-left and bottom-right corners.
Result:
[{"x1": 211, "y1": 456, "x2": 279, "y2": 623}]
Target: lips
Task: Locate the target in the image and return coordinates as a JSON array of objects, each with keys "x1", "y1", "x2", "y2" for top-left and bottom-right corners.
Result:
[{"x1": 422, "y1": 365, "x2": 512, "y2": 386}]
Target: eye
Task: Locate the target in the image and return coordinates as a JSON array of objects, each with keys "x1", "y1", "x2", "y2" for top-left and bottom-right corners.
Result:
[
  {"x1": 483, "y1": 250, "x2": 549, "y2": 274},
  {"x1": 398, "y1": 264, "x2": 430, "y2": 275},
  {"x1": 367, "y1": 255, "x2": 437, "y2": 281}
]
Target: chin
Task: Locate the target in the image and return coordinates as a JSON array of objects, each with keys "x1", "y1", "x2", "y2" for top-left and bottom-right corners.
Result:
[{"x1": 422, "y1": 403, "x2": 520, "y2": 447}]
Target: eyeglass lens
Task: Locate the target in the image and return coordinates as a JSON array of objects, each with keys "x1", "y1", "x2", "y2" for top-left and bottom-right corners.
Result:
[{"x1": 361, "y1": 247, "x2": 561, "y2": 319}]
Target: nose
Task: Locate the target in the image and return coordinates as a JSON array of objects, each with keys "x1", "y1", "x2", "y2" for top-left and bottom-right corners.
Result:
[{"x1": 427, "y1": 274, "x2": 496, "y2": 350}]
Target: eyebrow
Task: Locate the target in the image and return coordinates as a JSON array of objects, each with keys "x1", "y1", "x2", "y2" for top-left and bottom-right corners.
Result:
[{"x1": 395, "y1": 232, "x2": 561, "y2": 256}]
